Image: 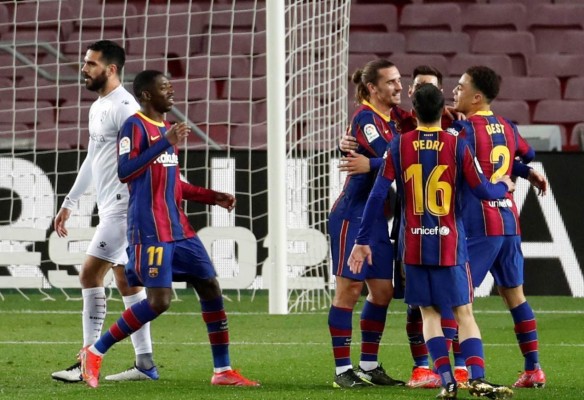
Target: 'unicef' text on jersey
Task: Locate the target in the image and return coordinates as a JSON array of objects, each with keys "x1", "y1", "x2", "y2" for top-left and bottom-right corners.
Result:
[
  {"x1": 488, "y1": 198, "x2": 513, "y2": 208},
  {"x1": 154, "y1": 152, "x2": 179, "y2": 167},
  {"x1": 410, "y1": 226, "x2": 451, "y2": 236}
]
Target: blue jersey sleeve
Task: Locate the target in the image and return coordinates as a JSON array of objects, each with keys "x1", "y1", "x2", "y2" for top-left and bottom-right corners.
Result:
[{"x1": 117, "y1": 118, "x2": 172, "y2": 183}]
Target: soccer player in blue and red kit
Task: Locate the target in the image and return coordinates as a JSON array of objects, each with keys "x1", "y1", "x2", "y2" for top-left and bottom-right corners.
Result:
[
  {"x1": 452, "y1": 66, "x2": 547, "y2": 389},
  {"x1": 338, "y1": 65, "x2": 466, "y2": 388},
  {"x1": 348, "y1": 83, "x2": 515, "y2": 399},
  {"x1": 78, "y1": 70, "x2": 259, "y2": 388},
  {"x1": 327, "y1": 59, "x2": 405, "y2": 388}
]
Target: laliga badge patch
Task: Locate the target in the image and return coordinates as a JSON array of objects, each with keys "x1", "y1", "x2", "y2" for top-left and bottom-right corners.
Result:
[
  {"x1": 363, "y1": 124, "x2": 380, "y2": 143},
  {"x1": 119, "y1": 137, "x2": 131, "y2": 155}
]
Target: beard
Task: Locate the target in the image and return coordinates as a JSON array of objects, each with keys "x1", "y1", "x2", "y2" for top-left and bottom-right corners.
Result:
[{"x1": 84, "y1": 71, "x2": 108, "y2": 92}]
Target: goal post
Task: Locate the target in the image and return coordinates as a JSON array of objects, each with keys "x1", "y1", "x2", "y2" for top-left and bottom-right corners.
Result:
[{"x1": 0, "y1": 0, "x2": 352, "y2": 313}]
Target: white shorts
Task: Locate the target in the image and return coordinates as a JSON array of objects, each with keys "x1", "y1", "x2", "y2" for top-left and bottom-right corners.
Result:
[{"x1": 86, "y1": 216, "x2": 128, "y2": 266}]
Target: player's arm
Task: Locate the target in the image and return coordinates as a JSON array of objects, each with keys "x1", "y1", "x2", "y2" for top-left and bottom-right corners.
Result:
[
  {"x1": 55, "y1": 141, "x2": 96, "y2": 236},
  {"x1": 348, "y1": 149, "x2": 396, "y2": 273},
  {"x1": 338, "y1": 114, "x2": 388, "y2": 175},
  {"x1": 460, "y1": 141, "x2": 515, "y2": 199},
  {"x1": 180, "y1": 181, "x2": 236, "y2": 211},
  {"x1": 117, "y1": 122, "x2": 171, "y2": 183}
]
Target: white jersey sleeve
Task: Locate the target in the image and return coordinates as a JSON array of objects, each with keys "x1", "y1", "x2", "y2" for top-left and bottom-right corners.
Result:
[{"x1": 61, "y1": 144, "x2": 94, "y2": 210}]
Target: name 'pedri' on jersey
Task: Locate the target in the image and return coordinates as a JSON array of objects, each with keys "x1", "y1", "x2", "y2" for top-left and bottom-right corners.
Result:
[
  {"x1": 330, "y1": 100, "x2": 398, "y2": 221},
  {"x1": 450, "y1": 111, "x2": 534, "y2": 237},
  {"x1": 356, "y1": 127, "x2": 509, "y2": 266},
  {"x1": 117, "y1": 112, "x2": 215, "y2": 245}
]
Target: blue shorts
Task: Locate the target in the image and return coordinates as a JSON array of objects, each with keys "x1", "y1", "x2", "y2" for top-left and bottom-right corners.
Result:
[
  {"x1": 467, "y1": 235, "x2": 523, "y2": 288},
  {"x1": 329, "y1": 215, "x2": 393, "y2": 281},
  {"x1": 125, "y1": 236, "x2": 217, "y2": 288},
  {"x1": 404, "y1": 263, "x2": 473, "y2": 308}
]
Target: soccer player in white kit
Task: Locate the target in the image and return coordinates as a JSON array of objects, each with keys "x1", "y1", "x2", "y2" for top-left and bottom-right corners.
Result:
[{"x1": 51, "y1": 40, "x2": 158, "y2": 383}]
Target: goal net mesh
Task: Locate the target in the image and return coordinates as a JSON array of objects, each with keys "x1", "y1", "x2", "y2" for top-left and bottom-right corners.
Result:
[{"x1": 0, "y1": 0, "x2": 350, "y2": 311}]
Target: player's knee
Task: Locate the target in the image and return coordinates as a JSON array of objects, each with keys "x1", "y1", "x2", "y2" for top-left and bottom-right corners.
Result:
[{"x1": 190, "y1": 277, "x2": 222, "y2": 300}]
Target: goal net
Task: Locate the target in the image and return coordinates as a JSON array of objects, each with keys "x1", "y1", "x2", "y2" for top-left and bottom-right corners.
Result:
[{"x1": 0, "y1": 0, "x2": 351, "y2": 312}]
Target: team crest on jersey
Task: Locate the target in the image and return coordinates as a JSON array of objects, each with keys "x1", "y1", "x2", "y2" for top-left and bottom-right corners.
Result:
[
  {"x1": 446, "y1": 127, "x2": 460, "y2": 136},
  {"x1": 119, "y1": 137, "x2": 131, "y2": 155},
  {"x1": 363, "y1": 124, "x2": 380, "y2": 143},
  {"x1": 149, "y1": 267, "x2": 159, "y2": 278}
]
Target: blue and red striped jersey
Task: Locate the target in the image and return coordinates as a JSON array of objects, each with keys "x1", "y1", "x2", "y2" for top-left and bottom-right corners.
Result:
[
  {"x1": 118, "y1": 112, "x2": 216, "y2": 245},
  {"x1": 450, "y1": 111, "x2": 534, "y2": 237},
  {"x1": 356, "y1": 127, "x2": 509, "y2": 266},
  {"x1": 330, "y1": 100, "x2": 398, "y2": 220}
]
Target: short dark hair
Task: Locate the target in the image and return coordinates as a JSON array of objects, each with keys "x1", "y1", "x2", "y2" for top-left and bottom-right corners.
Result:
[
  {"x1": 465, "y1": 65, "x2": 501, "y2": 103},
  {"x1": 133, "y1": 70, "x2": 165, "y2": 100},
  {"x1": 412, "y1": 83, "x2": 444, "y2": 124},
  {"x1": 412, "y1": 65, "x2": 443, "y2": 87},
  {"x1": 352, "y1": 59, "x2": 395, "y2": 103},
  {"x1": 87, "y1": 40, "x2": 126, "y2": 72}
]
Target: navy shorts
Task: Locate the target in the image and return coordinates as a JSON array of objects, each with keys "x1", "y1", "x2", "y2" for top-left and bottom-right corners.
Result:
[
  {"x1": 125, "y1": 236, "x2": 217, "y2": 288},
  {"x1": 329, "y1": 215, "x2": 393, "y2": 281},
  {"x1": 404, "y1": 263, "x2": 473, "y2": 308},
  {"x1": 467, "y1": 235, "x2": 523, "y2": 288}
]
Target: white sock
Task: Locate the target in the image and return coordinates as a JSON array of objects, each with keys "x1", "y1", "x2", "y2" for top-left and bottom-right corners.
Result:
[
  {"x1": 359, "y1": 361, "x2": 378, "y2": 372},
  {"x1": 335, "y1": 365, "x2": 353, "y2": 375},
  {"x1": 122, "y1": 290, "x2": 153, "y2": 355},
  {"x1": 82, "y1": 287, "x2": 107, "y2": 347}
]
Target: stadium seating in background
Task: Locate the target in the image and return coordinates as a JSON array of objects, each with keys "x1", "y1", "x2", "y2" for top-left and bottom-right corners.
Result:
[
  {"x1": 497, "y1": 76, "x2": 561, "y2": 101},
  {"x1": 349, "y1": 4, "x2": 398, "y2": 32},
  {"x1": 349, "y1": 32, "x2": 405, "y2": 55},
  {"x1": 527, "y1": 54, "x2": 584, "y2": 78},
  {"x1": 461, "y1": 3, "x2": 527, "y2": 34},
  {"x1": 490, "y1": 100, "x2": 530, "y2": 125},
  {"x1": 389, "y1": 54, "x2": 449, "y2": 78},
  {"x1": 399, "y1": 3, "x2": 462, "y2": 32},
  {"x1": 564, "y1": 77, "x2": 584, "y2": 100},
  {"x1": 533, "y1": 30, "x2": 584, "y2": 54},
  {"x1": 229, "y1": 124, "x2": 267, "y2": 150},
  {"x1": 533, "y1": 100, "x2": 584, "y2": 125},
  {"x1": 470, "y1": 31, "x2": 535, "y2": 75},
  {"x1": 10, "y1": 1, "x2": 74, "y2": 42},
  {"x1": 405, "y1": 31, "x2": 470, "y2": 55},
  {"x1": 517, "y1": 125, "x2": 563, "y2": 151},
  {"x1": 527, "y1": 4, "x2": 584, "y2": 30},
  {"x1": 448, "y1": 54, "x2": 514, "y2": 78}
]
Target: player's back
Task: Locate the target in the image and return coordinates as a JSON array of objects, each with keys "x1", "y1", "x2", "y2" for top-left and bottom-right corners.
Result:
[
  {"x1": 452, "y1": 111, "x2": 530, "y2": 236},
  {"x1": 331, "y1": 103, "x2": 396, "y2": 220},
  {"x1": 389, "y1": 128, "x2": 470, "y2": 266}
]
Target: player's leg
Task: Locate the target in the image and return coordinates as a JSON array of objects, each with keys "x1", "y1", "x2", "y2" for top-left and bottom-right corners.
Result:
[
  {"x1": 440, "y1": 307, "x2": 467, "y2": 388},
  {"x1": 179, "y1": 237, "x2": 258, "y2": 387},
  {"x1": 405, "y1": 305, "x2": 441, "y2": 388},
  {"x1": 104, "y1": 266, "x2": 157, "y2": 381},
  {"x1": 79, "y1": 242, "x2": 174, "y2": 388},
  {"x1": 51, "y1": 254, "x2": 112, "y2": 383},
  {"x1": 355, "y1": 277, "x2": 404, "y2": 386},
  {"x1": 491, "y1": 236, "x2": 545, "y2": 388},
  {"x1": 330, "y1": 275, "x2": 370, "y2": 388},
  {"x1": 327, "y1": 216, "x2": 370, "y2": 388}
]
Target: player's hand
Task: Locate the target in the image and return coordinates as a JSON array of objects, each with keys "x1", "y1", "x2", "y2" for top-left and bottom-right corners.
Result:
[
  {"x1": 497, "y1": 175, "x2": 515, "y2": 193},
  {"x1": 348, "y1": 244, "x2": 372, "y2": 274},
  {"x1": 215, "y1": 192, "x2": 236, "y2": 212},
  {"x1": 166, "y1": 122, "x2": 190, "y2": 145},
  {"x1": 444, "y1": 105, "x2": 466, "y2": 121},
  {"x1": 339, "y1": 134, "x2": 358, "y2": 153},
  {"x1": 338, "y1": 150, "x2": 371, "y2": 175},
  {"x1": 528, "y1": 169, "x2": 547, "y2": 196},
  {"x1": 54, "y1": 207, "x2": 71, "y2": 237}
]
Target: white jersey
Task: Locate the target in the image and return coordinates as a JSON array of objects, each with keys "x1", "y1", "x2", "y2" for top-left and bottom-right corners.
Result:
[{"x1": 62, "y1": 85, "x2": 139, "y2": 219}]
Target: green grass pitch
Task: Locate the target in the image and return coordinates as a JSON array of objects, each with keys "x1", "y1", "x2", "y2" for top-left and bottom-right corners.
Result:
[{"x1": 0, "y1": 290, "x2": 582, "y2": 400}]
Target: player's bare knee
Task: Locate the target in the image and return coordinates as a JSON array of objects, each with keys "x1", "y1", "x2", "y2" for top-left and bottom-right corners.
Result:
[
  {"x1": 147, "y1": 290, "x2": 172, "y2": 314},
  {"x1": 190, "y1": 277, "x2": 222, "y2": 301}
]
